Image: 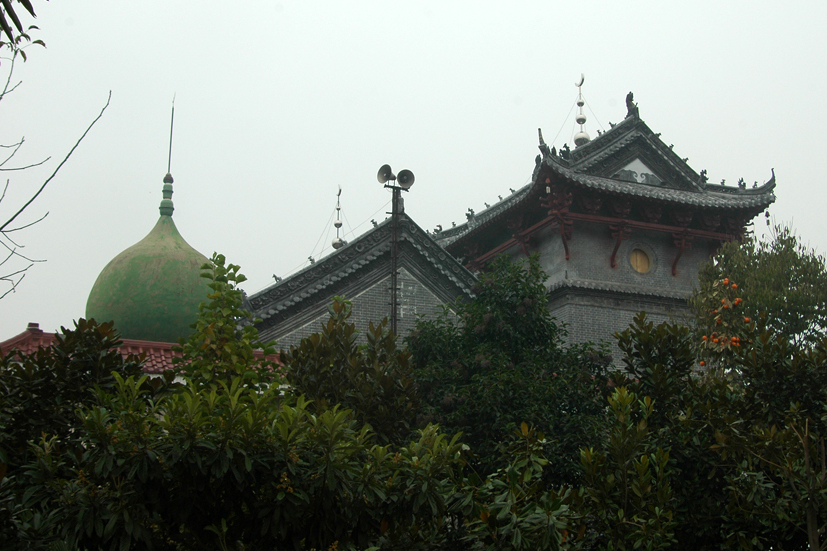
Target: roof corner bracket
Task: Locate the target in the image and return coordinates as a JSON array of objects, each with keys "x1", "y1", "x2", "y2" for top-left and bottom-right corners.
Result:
[
  {"x1": 671, "y1": 232, "x2": 693, "y2": 276},
  {"x1": 466, "y1": 258, "x2": 485, "y2": 273},
  {"x1": 558, "y1": 219, "x2": 574, "y2": 260},
  {"x1": 609, "y1": 223, "x2": 631, "y2": 268},
  {"x1": 513, "y1": 232, "x2": 534, "y2": 258}
]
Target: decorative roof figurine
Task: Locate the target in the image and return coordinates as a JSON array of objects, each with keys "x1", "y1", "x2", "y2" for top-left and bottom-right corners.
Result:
[{"x1": 625, "y1": 91, "x2": 639, "y2": 119}]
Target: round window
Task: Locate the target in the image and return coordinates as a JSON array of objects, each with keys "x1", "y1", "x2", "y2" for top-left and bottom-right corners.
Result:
[{"x1": 630, "y1": 248, "x2": 651, "y2": 273}]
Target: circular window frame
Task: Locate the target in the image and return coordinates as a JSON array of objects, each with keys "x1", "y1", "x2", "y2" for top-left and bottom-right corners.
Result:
[{"x1": 629, "y1": 247, "x2": 653, "y2": 274}]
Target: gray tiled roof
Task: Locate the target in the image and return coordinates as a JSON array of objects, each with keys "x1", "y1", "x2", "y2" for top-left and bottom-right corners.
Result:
[
  {"x1": 547, "y1": 278, "x2": 690, "y2": 301},
  {"x1": 435, "y1": 114, "x2": 775, "y2": 248},
  {"x1": 249, "y1": 214, "x2": 476, "y2": 320},
  {"x1": 544, "y1": 157, "x2": 776, "y2": 210},
  {"x1": 433, "y1": 182, "x2": 533, "y2": 247}
]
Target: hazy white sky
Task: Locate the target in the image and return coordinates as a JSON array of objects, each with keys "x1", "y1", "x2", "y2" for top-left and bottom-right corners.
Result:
[{"x1": 1, "y1": 1, "x2": 825, "y2": 339}]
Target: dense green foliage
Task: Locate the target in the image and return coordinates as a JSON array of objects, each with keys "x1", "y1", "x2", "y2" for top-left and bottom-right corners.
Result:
[
  {"x1": 0, "y1": 319, "x2": 146, "y2": 471},
  {"x1": 281, "y1": 298, "x2": 418, "y2": 446},
  {"x1": 0, "y1": 318, "x2": 160, "y2": 548},
  {"x1": 407, "y1": 255, "x2": 611, "y2": 481},
  {"x1": 3, "y1": 236, "x2": 827, "y2": 550},
  {"x1": 175, "y1": 253, "x2": 278, "y2": 390},
  {"x1": 692, "y1": 224, "x2": 827, "y2": 347},
  {"x1": 579, "y1": 386, "x2": 675, "y2": 550},
  {"x1": 0, "y1": 256, "x2": 577, "y2": 550}
]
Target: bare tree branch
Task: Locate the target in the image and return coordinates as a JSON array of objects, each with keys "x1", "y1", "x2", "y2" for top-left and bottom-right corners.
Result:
[
  {"x1": 0, "y1": 133, "x2": 51, "y2": 174},
  {"x1": 0, "y1": 38, "x2": 105, "y2": 298},
  {"x1": 0, "y1": 266, "x2": 28, "y2": 299},
  {"x1": 0, "y1": 90, "x2": 111, "y2": 233},
  {"x1": 3, "y1": 209, "x2": 46, "y2": 232},
  {"x1": 0, "y1": 136, "x2": 22, "y2": 160},
  {"x1": 0, "y1": 155, "x2": 50, "y2": 171},
  {"x1": 0, "y1": 138, "x2": 50, "y2": 171},
  {"x1": 0, "y1": 234, "x2": 42, "y2": 262},
  {"x1": 0, "y1": 50, "x2": 17, "y2": 99}
]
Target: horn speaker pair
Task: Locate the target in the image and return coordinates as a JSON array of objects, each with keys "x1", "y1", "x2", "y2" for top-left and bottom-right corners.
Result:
[{"x1": 377, "y1": 164, "x2": 415, "y2": 189}]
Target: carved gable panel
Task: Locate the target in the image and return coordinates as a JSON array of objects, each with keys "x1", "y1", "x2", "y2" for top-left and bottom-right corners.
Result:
[{"x1": 613, "y1": 159, "x2": 662, "y2": 186}]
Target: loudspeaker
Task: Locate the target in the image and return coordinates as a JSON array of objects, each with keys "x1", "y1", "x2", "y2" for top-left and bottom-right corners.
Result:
[
  {"x1": 377, "y1": 164, "x2": 395, "y2": 184},
  {"x1": 397, "y1": 169, "x2": 415, "y2": 189}
]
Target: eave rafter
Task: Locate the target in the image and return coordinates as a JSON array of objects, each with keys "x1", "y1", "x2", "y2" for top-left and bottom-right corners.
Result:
[
  {"x1": 672, "y1": 231, "x2": 693, "y2": 276},
  {"x1": 450, "y1": 153, "x2": 772, "y2": 274},
  {"x1": 609, "y1": 222, "x2": 632, "y2": 268},
  {"x1": 458, "y1": 181, "x2": 748, "y2": 273},
  {"x1": 539, "y1": 183, "x2": 574, "y2": 260}
]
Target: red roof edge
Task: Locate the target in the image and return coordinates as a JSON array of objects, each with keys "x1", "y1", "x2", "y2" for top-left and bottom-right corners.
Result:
[{"x1": 0, "y1": 323, "x2": 279, "y2": 375}]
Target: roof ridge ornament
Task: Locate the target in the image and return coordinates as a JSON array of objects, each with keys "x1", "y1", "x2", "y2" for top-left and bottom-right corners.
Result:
[
  {"x1": 625, "y1": 91, "x2": 639, "y2": 119},
  {"x1": 332, "y1": 185, "x2": 345, "y2": 250},
  {"x1": 573, "y1": 74, "x2": 590, "y2": 147}
]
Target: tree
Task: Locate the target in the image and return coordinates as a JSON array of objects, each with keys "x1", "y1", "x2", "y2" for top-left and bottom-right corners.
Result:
[
  {"x1": 579, "y1": 387, "x2": 676, "y2": 551},
  {"x1": 281, "y1": 298, "x2": 419, "y2": 446},
  {"x1": 0, "y1": 318, "x2": 154, "y2": 548},
  {"x1": 175, "y1": 252, "x2": 278, "y2": 390},
  {"x1": 618, "y1": 280, "x2": 827, "y2": 550},
  {"x1": 407, "y1": 254, "x2": 611, "y2": 481},
  {"x1": 707, "y1": 328, "x2": 827, "y2": 551},
  {"x1": 0, "y1": 255, "x2": 581, "y2": 551},
  {"x1": 0, "y1": 318, "x2": 147, "y2": 472},
  {"x1": 607, "y1": 314, "x2": 743, "y2": 550},
  {"x1": 0, "y1": 26, "x2": 109, "y2": 298},
  {"x1": 9, "y1": 247, "x2": 827, "y2": 549},
  {"x1": 0, "y1": 0, "x2": 40, "y2": 43},
  {"x1": 692, "y1": 224, "x2": 827, "y2": 347},
  {"x1": 690, "y1": 230, "x2": 827, "y2": 548}
]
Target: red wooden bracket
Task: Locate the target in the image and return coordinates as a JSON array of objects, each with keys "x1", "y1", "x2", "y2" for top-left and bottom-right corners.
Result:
[
  {"x1": 609, "y1": 223, "x2": 631, "y2": 268},
  {"x1": 671, "y1": 232, "x2": 694, "y2": 276}
]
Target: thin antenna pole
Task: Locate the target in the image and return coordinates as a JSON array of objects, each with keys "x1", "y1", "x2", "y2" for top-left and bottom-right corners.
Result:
[{"x1": 167, "y1": 94, "x2": 175, "y2": 173}]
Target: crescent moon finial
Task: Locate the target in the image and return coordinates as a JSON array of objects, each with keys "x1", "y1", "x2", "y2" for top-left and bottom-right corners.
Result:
[{"x1": 575, "y1": 73, "x2": 585, "y2": 87}]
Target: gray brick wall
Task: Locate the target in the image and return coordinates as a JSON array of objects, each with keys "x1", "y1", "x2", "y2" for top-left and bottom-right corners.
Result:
[
  {"x1": 274, "y1": 268, "x2": 450, "y2": 350},
  {"x1": 548, "y1": 290, "x2": 692, "y2": 363},
  {"x1": 536, "y1": 222, "x2": 709, "y2": 295},
  {"x1": 500, "y1": 221, "x2": 705, "y2": 362}
]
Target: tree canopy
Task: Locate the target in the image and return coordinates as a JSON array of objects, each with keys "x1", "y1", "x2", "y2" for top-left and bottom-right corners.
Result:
[
  {"x1": 0, "y1": 0, "x2": 39, "y2": 44},
  {"x1": 3, "y1": 239, "x2": 827, "y2": 549},
  {"x1": 692, "y1": 224, "x2": 827, "y2": 347},
  {"x1": 406, "y1": 254, "x2": 612, "y2": 481}
]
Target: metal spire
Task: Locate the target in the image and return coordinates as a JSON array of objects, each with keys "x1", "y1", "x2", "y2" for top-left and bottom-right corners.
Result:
[
  {"x1": 167, "y1": 94, "x2": 175, "y2": 175},
  {"x1": 332, "y1": 186, "x2": 345, "y2": 249},
  {"x1": 574, "y1": 74, "x2": 590, "y2": 147},
  {"x1": 159, "y1": 96, "x2": 176, "y2": 216}
]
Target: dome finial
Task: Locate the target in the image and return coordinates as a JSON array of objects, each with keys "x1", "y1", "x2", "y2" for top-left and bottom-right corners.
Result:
[
  {"x1": 160, "y1": 95, "x2": 176, "y2": 217},
  {"x1": 574, "y1": 74, "x2": 590, "y2": 147}
]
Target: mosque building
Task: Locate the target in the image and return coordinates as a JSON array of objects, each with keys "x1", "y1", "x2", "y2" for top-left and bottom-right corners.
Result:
[
  {"x1": 433, "y1": 89, "x2": 775, "y2": 357},
  {"x1": 1, "y1": 88, "x2": 776, "y2": 361}
]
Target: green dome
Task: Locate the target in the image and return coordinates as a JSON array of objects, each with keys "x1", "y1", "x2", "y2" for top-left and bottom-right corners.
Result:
[{"x1": 86, "y1": 174, "x2": 210, "y2": 342}]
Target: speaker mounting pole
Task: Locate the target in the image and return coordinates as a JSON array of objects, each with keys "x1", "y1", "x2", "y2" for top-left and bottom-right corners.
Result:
[{"x1": 377, "y1": 165, "x2": 415, "y2": 336}]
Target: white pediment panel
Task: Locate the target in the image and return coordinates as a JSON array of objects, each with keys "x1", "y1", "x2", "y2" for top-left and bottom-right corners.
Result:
[{"x1": 613, "y1": 159, "x2": 662, "y2": 186}]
